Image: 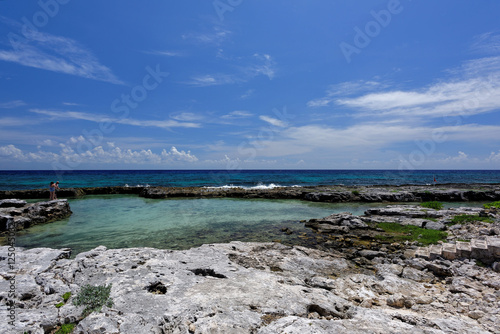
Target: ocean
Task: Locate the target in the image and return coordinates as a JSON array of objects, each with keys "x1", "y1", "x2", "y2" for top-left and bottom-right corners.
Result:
[{"x1": 1, "y1": 169, "x2": 500, "y2": 191}]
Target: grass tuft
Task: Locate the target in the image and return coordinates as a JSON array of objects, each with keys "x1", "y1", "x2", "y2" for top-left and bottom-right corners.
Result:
[
  {"x1": 484, "y1": 201, "x2": 500, "y2": 209},
  {"x1": 376, "y1": 222, "x2": 447, "y2": 245},
  {"x1": 55, "y1": 323, "x2": 75, "y2": 334},
  {"x1": 420, "y1": 201, "x2": 443, "y2": 210},
  {"x1": 451, "y1": 215, "x2": 493, "y2": 224}
]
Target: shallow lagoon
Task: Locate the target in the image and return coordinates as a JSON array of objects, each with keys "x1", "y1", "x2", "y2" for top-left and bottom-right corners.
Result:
[
  {"x1": 14, "y1": 196, "x2": 487, "y2": 256},
  {"x1": 14, "y1": 195, "x2": 391, "y2": 255}
]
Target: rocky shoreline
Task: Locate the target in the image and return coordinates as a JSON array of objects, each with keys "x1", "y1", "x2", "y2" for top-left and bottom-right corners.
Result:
[
  {"x1": 0, "y1": 185, "x2": 499, "y2": 333},
  {"x1": 0, "y1": 183, "x2": 499, "y2": 203}
]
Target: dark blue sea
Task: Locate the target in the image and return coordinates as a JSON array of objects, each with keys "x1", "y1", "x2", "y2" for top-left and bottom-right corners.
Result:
[{"x1": 1, "y1": 170, "x2": 499, "y2": 191}]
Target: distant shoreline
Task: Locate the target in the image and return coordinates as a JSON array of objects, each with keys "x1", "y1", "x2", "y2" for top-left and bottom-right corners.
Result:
[{"x1": 1, "y1": 183, "x2": 499, "y2": 203}]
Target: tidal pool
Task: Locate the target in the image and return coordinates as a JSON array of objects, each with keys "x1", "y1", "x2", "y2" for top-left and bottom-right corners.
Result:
[
  {"x1": 14, "y1": 195, "x2": 485, "y2": 256},
  {"x1": 13, "y1": 195, "x2": 392, "y2": 255}
]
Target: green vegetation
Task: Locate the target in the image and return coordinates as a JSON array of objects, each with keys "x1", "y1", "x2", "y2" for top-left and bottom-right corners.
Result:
[
  {"x1": 352, "y1": 190, "x2": 360, "y2": 196},
  {"x1": 62, "y1": 292, "x2": 71, "y2": 302},
  {"x1": 73, "y1": 284, "x2": 113, "y2": 316},
  {"x1": 54, "y1": 323, "x2": 75, "y2": 334},
  {"x1": 375, "y1": 222, "x2": 447, "y2": 246},
  {"x1": 55, "y1": 292, "x2": 72, "y2": 308},
  {"x1": 484, "y1": 201, "x2": 500, "y2": 209},
  {"x1": 451, "y1": 215, "x2": 494, "y2": 224},
  {"x1": 420, "y1": 201, "x2": 443, "y2": 210}
]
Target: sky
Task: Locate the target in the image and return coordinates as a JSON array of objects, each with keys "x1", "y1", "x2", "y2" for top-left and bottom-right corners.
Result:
[{"x1": 0, "y1": 0, "x2": 500, "y2": 170}]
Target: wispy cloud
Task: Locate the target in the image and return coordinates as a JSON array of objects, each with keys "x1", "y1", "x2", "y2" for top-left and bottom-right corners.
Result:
[
  {"x1": 309, "y1": 56, "x2": 500, "y2": 119},
  {"x1": 250, "y1": 53, "x2": 276, "y2": 80},
  {"x1": 471, "y1": 31, "x2": 500, "y2": 55},
  {"x1": 240, "y1": 89, "x2": 255, "y2": 99},
  {"x1": 221, "y1": 110, "x2": 253, "y2": 119},
  {"x1": 307, "y1": 81, "x2": 383, "y2": 107},
  {"x1": 187, "y1": 74, "x2": 241, "y2": 87},
  {"x1": 144, "y1": 50, "x2": 184, "y2": 57},
  {"x1": 0, "y1": 24, "x2": 122, "y2": 84},
  {"x1": 187, "y1": 54, "x2": 277, "y2": 86},
  {"x1": 259, "y1": 115, "x2": 287, "y2": 128},
  {"x1": 30, "y1": 109, "x2": 201, "y2": 129},
  {"x1": 182, "y1": 26, "x2": 231, "y2": 46},
  {"x1": 0, "y1": 100, "x2": 26, "y2": 108}
]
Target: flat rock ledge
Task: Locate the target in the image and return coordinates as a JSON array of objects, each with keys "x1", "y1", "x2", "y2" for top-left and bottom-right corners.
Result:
[
  {"x1": 1, "y1": 241, "x2": 499, "y2": 334},
  {"x1": 0, "y1": 199, "x2": 72, "y2": 233}
]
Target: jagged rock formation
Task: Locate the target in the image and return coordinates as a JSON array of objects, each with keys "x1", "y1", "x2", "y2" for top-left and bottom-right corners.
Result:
[
  {"x1": 0, "y1": 242, "x2": 498, "y2": 333},
  {"x1": 0, "y1": 199, "x2": 72, "y2": 232}
]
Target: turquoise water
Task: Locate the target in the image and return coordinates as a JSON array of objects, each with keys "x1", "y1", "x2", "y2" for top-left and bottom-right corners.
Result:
[
  {"x1": 1, "y1": 169, "x2": 499, "y2": 190},
  {"x1": 14, "y1": 195, "x2": 387, "y2": 255}
]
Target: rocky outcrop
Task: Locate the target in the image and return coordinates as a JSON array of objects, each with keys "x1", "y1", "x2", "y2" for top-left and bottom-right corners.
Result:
[
  {"x1": 0, "y1": 199, "x2": 72, "y2": 232},
  {"x1": 1, "y1": 242, "x2": 498, "y2": 333}
]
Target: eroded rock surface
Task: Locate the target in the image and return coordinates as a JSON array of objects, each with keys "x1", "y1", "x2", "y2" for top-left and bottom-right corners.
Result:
[
  {"x1": 0, "y1": 241, "x2": 498, "y2": 333},
  {"x1": 0, "y1": 199, "x2": 72, "y2": 232}
]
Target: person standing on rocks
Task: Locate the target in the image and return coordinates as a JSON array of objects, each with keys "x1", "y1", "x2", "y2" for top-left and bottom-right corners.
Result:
[
  {"x1": 54, "y1": 181, "x2": 60, "y2": 199},
  {"x1": 49, "y1": 182, "x2": 55, "y2": 200}
]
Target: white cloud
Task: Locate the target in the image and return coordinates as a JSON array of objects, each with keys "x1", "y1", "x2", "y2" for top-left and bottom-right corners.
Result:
[
  {"x1": 0, "y1": 100, "x2": 26, "y2": 108},
  {"x1": 241, "y1": 123, "x2": 500, "y2": 158},
  {"x1": 251, "y1": 53, "x2": 276, "y2": 80},
  {"x1": 488, "y1": 150, "x2": 500, "y2": 162},
  {"x1": 187, "y1": 74, "x2": 240, "y2": 87},
  {"x1": 259, "y1": 115, "x2": 287, "y2": 128},
  {"x1": 240, "y1": 89, "x2": 255, "y2": 99},
  {"x1": 311, "y1": 56, "x2": 500, "y2": 119},
  {"x1": 182, "y1": 27, "x2": 231, "y2": 46},
  {"x1": 221, "y1": 110, "x2": 253, "y2": 119},
  {"x1": 30, "y1": 109, "x2": 201, "y2": 129},
  {"x1": 0, "y1": 141, "x2": 199, "y2": 166},
  {"x1": 307, "y1": 80, "x2": 384, "y2": 107},
  {"x1": 170, "y1": 112, "x2": 204, "y2": 122},
  {"x1": 0, "y1": 27, "x2": 122, "y2": 84},
  {"x1": 144, "y1": 50, "x2": 184, "y2": 57},
  {"x1": 187, "y1": 54, "x2": 277, "y2": 86}
]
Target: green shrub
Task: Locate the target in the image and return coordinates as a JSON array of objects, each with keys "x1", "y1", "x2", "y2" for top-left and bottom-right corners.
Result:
[
  {"x1": 420, "y1": 201, "x2": 443, "y2": 210},
  {"x1": 55, "y1": 323, "x2": 75, "y2": 334},
  {"x1": 376, "y1": 222, "x2": 447, "y2": 245},
  {"x1": 352, "y1": 190, "x2": 360, "y2": 196},
  {"x1": 73, "y1": 284, "x2": 113, "y2": 316},
  {"x1": 451, "y1": 215, "x2": 493, "y2": 224},
  {"x1": 55, "y1": 302, "x2": 65, "y2": 308},
  {"x1": 484, "y1": 201, "x2": 500, "y2": 209}
]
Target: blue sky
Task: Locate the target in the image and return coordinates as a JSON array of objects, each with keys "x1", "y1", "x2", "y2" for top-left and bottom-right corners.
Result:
[{"x1": 0, "y1": 0, "x2": 500, "y2": 170}]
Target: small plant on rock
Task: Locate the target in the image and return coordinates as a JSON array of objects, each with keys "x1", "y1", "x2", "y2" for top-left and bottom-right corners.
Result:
[
  {"x1": 54, "y1": 323, "x2": 75, "y2": 334},
  {"x1": 73, "y1": 284, "x2": 113, "y2": 317},
  {"x1": 420, "y1": 201, "x2": 443, "y2": 210}
]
